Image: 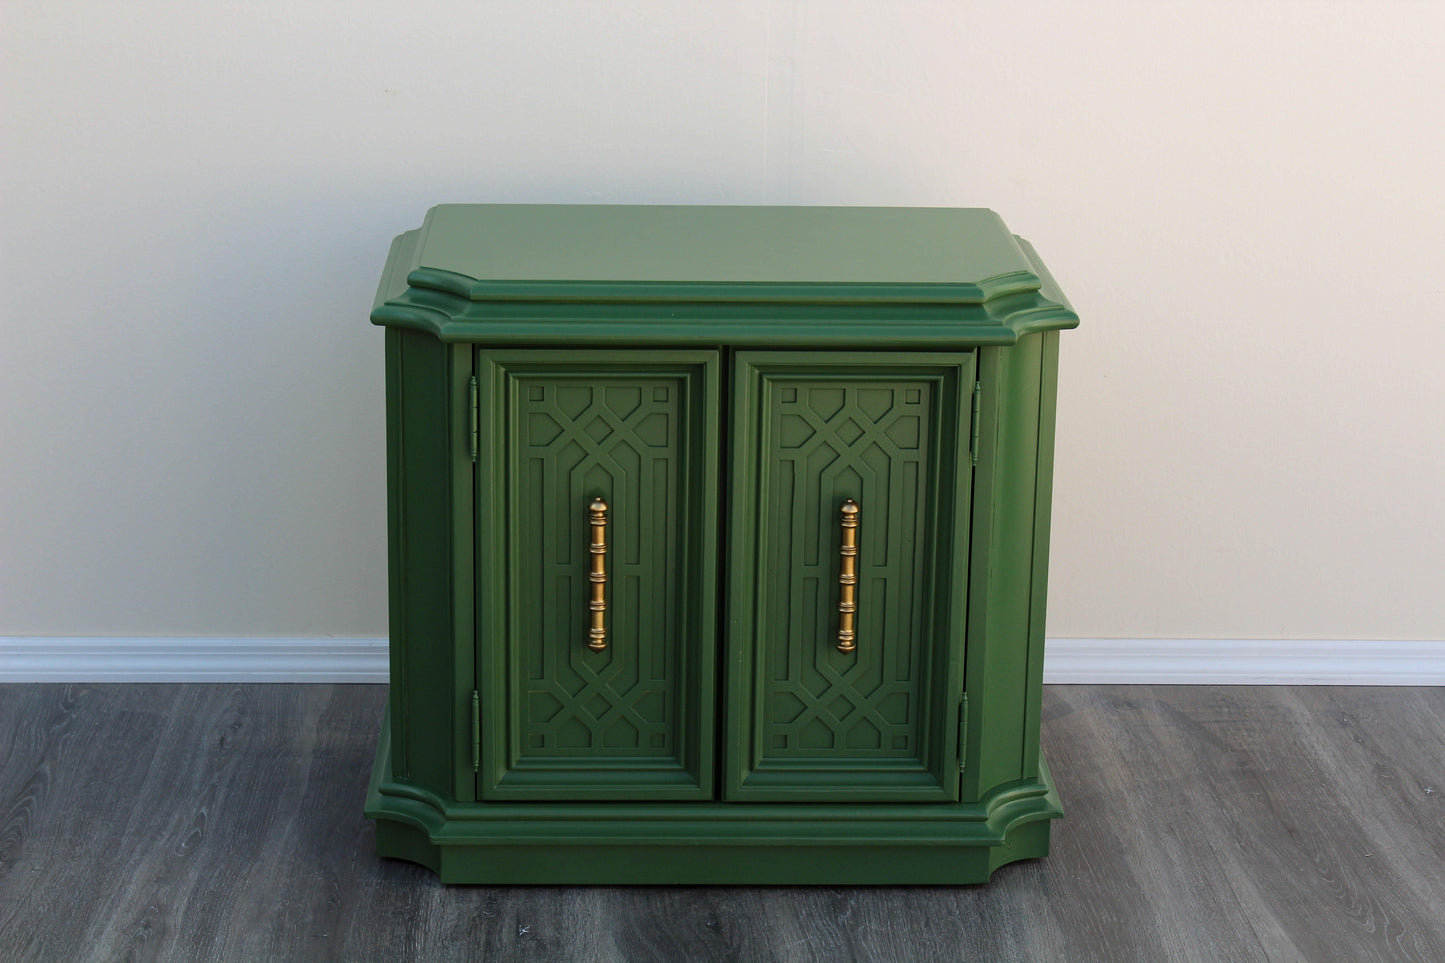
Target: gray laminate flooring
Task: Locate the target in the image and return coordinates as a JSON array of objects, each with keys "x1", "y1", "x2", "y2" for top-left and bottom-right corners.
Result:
[{"x1": 0, "y1": 684, "x2": 1440, "y2": 962}]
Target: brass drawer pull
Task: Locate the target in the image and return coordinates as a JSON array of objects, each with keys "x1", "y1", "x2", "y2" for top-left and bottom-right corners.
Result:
[
  {"x1": 588, "y1": 496, "x2": 609, "y2": 651},
  {"x1": 837, "y1": 498, "x2": 859, "y2": 654}
]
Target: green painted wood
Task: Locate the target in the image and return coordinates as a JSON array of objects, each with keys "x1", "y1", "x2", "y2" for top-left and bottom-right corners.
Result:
[
  {"x1": 373, "y1": 285, "x2": 1076, "y2": 347},
  {"x1": 962, "y1": 336, "x2": 1045, "y2": 800},
  {"x1": 370, "y1": 206, "x2": 1078, "y2": 346},
  {"x1": 372, "y1": 228, "x2": 422, "y2": 310},
  {"x1": 388, "y1": 328, "x2": 462, "y2": 798},
  {"x1": 726, "y1": 352, "x2": 974, "y2": 802},
  {"x1": 366, "y1": 702, "x2": 1059, "y2": 884},
  {"x1": 446, "y1": 343, "x2": 476, "y2": 802},
  {"x1": 1022, "y1": 331, "x2": 1061, "y2": 779},
  {"x1": 383, "y1": 327, "x2": 406, "y2": 778},
  {"x1": 476, "y1": 350, "x2": 719, "y2": 800},
  {"x1": 370, "y1": 205, "x2": 1076, "y2": 883},
  {"x1": 1016, "y1": 234, "x2": 1076, "y2": 318},
  {"x1": 411, "y1": 205, "x2": 1039, "y2": 292}
]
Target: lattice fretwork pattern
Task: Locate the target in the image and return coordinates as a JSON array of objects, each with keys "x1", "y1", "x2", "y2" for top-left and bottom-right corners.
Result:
[
  {"x1": 511, "y1": 378, "x2": 683, "y2": 758},
  {"x1": 760, "y1": 380, "x2": 934, "y2": 759}
]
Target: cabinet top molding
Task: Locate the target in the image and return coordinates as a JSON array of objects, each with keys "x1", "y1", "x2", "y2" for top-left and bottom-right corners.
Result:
[{"x1": 372, "y1": 205, "x2": 1078, "y2": 347}]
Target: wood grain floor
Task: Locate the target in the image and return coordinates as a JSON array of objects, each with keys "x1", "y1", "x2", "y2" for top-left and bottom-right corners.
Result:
[{"x1": 0, "y1": 684, "x2": 1440, "y2": 962}]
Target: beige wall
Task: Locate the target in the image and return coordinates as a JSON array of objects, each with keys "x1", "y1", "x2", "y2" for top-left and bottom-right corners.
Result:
[{"x1": 2, "y1": 2, "x2": 1442, "y2": 641}]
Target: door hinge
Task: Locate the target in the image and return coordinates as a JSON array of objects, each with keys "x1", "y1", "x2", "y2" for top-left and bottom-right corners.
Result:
[
  {"x1": 969, "y1": 381, "x2": 983, "y2": 467},
  {"x1": 467, "y1": 375, "x2": 479, "y2": 462},
  {"x1": 958, "y1": 692, "x2": 969, "y2": 772},
  {"x1": 470, "y1": 689, "x2": 480, "y2": 773}
]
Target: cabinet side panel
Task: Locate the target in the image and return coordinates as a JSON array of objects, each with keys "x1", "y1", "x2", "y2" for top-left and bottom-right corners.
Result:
[
  {"x1": 392, "y1": 328, "x2": 455, "y2": 794},
  {"x1": 1022, "y1": 331, "x2": 1060, "y2": 778},
  {"x1": 450, "y1": 345, "x2": 476, "y2": 801},
  {"x1": 385, "y1": 327, "x2": 406, "y2": 775},
  {"x1": 963, "y1": 336, "x2": 1043, "y2": 799}
]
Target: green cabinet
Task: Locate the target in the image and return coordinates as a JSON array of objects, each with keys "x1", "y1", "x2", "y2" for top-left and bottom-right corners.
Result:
[{"x1": 365, "y1": 205, "x2": 1078, "y2": 884}]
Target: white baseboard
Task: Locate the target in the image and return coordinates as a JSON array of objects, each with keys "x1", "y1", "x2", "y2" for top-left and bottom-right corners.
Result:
[
  {"x1": 1042, "y1": 638, "x2": 1445, "y2": 685},
  {"x1": 0, "y1": 637, "x2": 390, "y2": 683},
  {"x1": 0, "y1": 636, "x2": 1441, "y2": 685}
]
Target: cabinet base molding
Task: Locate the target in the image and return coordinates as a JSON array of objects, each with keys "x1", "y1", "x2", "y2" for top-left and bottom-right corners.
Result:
[{"x1": 365, "y1": 701, "x2": 1062, "y2": 885}]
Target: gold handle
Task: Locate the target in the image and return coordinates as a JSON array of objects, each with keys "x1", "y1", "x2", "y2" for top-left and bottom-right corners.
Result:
[
  {"x1": 837, "y1": 499, "x2": 859, "y2": 654},
  {"x1": 587, "y1": 496, "x2": 609, "y2": 651}
]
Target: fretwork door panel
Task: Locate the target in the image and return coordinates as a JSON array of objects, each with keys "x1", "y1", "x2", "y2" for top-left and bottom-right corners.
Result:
[
  {"x1": 726, "y1": 351, "x2": 975, "y2": 801},
  {"x1": 476, "y1": 350, "x2": 719, "y2": 800}
]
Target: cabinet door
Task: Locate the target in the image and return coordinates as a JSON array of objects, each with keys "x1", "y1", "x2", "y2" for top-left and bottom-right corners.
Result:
[
  {"x1": 726, "y1": 351, "x2": 974, "y2": 801},
  {"x1": 477, "y1": 350, "x2": 719, "y2": 800}
]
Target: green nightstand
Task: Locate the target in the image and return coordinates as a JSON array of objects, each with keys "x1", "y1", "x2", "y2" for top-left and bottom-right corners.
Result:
[{"x1": 365, "y1": 205, "x2": 1077, "y2": 884}]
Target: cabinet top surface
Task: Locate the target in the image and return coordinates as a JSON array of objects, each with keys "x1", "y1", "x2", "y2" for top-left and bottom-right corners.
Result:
[
  {"x1": 413, "y1": 204, "x2": 1030, "y2": 287},
  {"x1": 371, "y1": 204, "x2": 1078, "y2": 346}
]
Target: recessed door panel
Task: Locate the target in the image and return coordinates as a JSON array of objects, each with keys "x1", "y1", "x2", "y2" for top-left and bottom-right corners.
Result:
[
  {"x1": 727, "y1": 352, "x2": 974, "y2": 801},
  {"x1": 477, "y1": 350, "x2": 718, "y2": 800}
]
